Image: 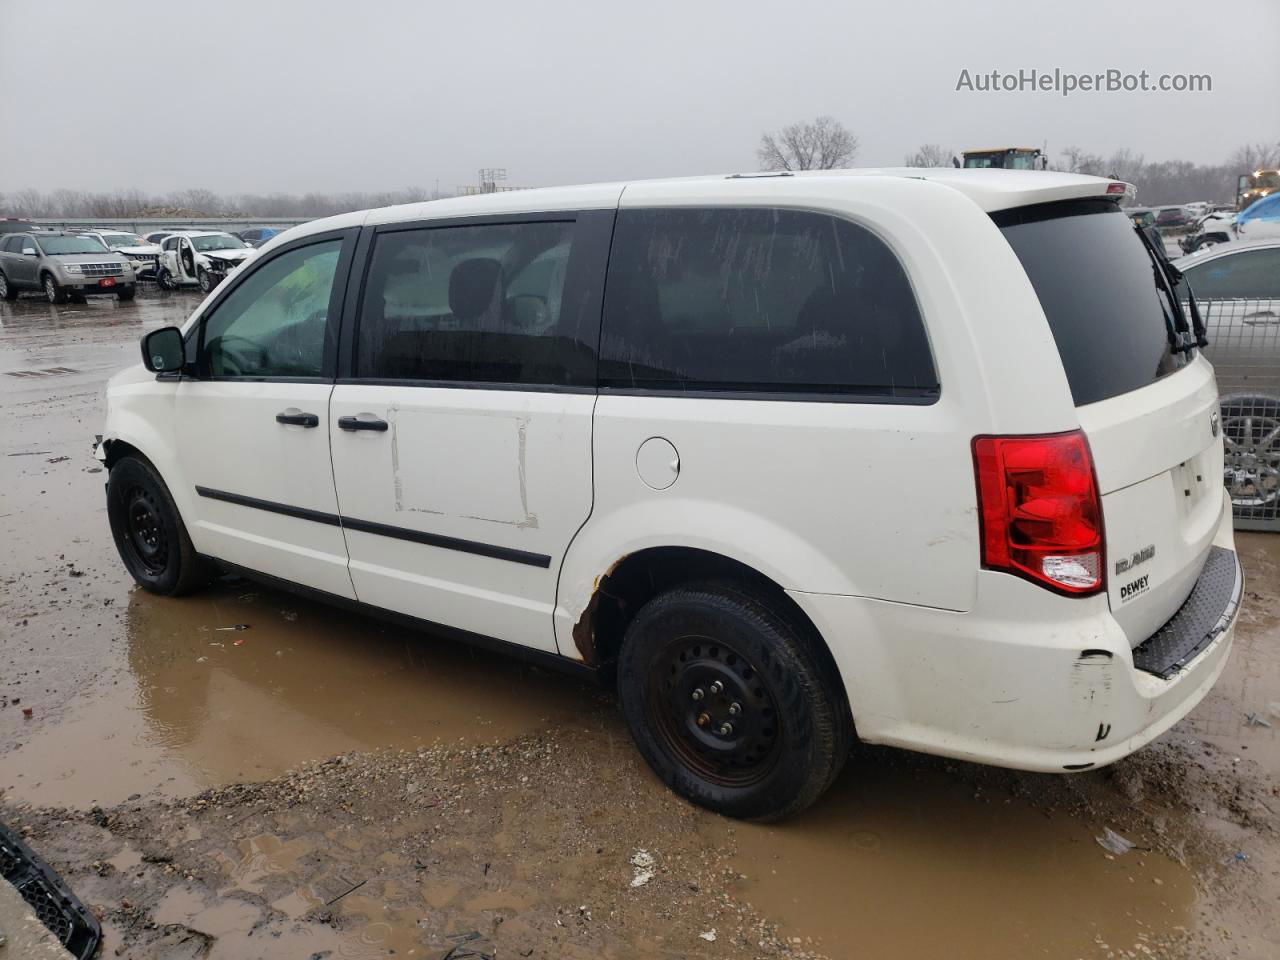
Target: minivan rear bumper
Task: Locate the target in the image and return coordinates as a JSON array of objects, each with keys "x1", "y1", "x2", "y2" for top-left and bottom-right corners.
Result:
[{"x1": 788, "y1": 491, "x2": 1240, "y2": 773}]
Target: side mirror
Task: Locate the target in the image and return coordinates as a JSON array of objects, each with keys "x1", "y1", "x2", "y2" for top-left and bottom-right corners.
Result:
[{"x1": 141, "y1": 326, "x2": 186, "y2": 374}]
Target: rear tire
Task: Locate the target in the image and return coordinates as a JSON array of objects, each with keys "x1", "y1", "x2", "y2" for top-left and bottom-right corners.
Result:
[
  {"x1": 43, "y1": 273, "x2": 68, "y2": 305},
  {"x1": 0, "y1": 271, "x2": 16, "y2": 300},
  {"x1": 618, "y1": 582, "x2": 849, "y2": 821},
  {"x1": 156, "y1": 267, "x2": 176, "y2": 290},
  {"x1": 107, "y1": 454, "x2": 210, "y2": 595}
]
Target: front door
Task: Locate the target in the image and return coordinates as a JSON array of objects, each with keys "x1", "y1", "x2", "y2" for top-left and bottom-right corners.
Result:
[
  {"x1": 179, "y1": 237, "x2": 198, "y2": 283},
  {"x1": 12, "y1": 235, "x2": 40, "y2": 285},
  {"x1": 175, "y1": 230, "x2": 357, "y2": 598},
  {"x1": 328, "y1": 213, "x2": 610, "y2": 652}
]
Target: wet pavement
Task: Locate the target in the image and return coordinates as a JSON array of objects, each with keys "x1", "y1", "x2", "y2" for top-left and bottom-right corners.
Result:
[{"x1": 2, "y1": 287, "x2": 1278, "y2": 959}]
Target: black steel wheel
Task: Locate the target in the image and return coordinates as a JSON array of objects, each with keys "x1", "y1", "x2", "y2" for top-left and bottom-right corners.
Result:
[
  {"x1": 618, "y1": 583, "x2": 850, "y2": 821},
  {"x1": 646, "y1": 635, "x2": 782, "y2": 789},
  {"x1": 107, "y1": 454, "x2": 209, "y2": 595},
  {"x1": 123, "y1": 485, "x2": 168, "y2": 575}
]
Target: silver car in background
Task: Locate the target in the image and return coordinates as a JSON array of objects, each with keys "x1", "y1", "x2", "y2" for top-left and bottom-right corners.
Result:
[
  {"x1": 1176, "y1": 240, "x2": 1280, "y2": 525},
  {"x1": 0, "y1": 231, "x2": 137, "y2": 303}
]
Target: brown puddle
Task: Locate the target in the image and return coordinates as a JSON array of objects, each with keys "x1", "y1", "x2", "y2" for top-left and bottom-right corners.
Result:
[
  {"x1": 723, "y1": 761, "x2": 1196, "y2": 959},
  {"x1": 3, "y1": 580, "x2": 599, "y2": 807}
]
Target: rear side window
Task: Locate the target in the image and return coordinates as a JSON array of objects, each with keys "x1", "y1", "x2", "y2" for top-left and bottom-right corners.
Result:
[
  {"x1": 995, "y1": 200, "x2": 1187, "y2": 406},
  {"x1": 355, "y1": 220, "x2": 596, "y2": 386},
  {"x1": 599, "y1": 208, "x2": 938, "y2": 399}
]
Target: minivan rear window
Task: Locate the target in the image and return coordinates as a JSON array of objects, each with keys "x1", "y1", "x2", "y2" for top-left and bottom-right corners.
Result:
[{"x1": 994, "y1": 199, "x2": 1188, "y2": 406}]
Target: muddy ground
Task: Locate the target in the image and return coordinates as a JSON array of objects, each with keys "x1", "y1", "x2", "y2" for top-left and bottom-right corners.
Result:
[{"x1": 1, "y1": 287, "x2": 1277, "y2": 959}]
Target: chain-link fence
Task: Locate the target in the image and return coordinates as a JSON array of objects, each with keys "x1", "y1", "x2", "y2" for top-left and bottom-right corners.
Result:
[{"x1": 1200, "y1": 297, "x2": 1280, "y2": 531}]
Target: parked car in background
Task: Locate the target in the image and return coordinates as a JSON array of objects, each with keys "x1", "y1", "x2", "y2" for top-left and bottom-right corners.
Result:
[
  {"x1": 1155, "y1": 206, "x2": 1190, "y2": 228},
  {"x1": 236, "y1": 227, "x2": 283, "y2": 248},
  {"x1": 1181, "y1": 209, "x2": 1236, "y2": 254},
  {"x1": 0, "y1": 217, "x2": 47, "y2": 235},
  {"x1": 1175, "y1": 240, "x2": 1280, "y2": 522},
  {"x1": 1126, "y1": 207, "x2": 1156, "y2": 229},
  {"x1": 1235, "y1": 194, "x2": 1280, "y2": 245},
  {"x1": 74, "y1": 230, "x2": 162, "y2": 278},
  {"x1": 98, "y1": 169, "x2": 1240, "y2": 820},
  {"x1": 0, "y1": 231, "x2": 136, "y2": 303},
  {"x1": 156, "y1": 231, "x2": 253, "y2": 292},
  {"x1": 145, "y1": 231, "x2": 178, "y2": 245}
]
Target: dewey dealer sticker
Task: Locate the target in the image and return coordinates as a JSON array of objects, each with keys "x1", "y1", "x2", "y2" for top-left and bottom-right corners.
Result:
[{"x1": 1120, "y1": 574, "x2": 1151, "y2": 603}]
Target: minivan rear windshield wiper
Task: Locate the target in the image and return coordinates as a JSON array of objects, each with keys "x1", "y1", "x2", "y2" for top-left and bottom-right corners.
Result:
[{"x1": 1134, "y1": 224, "x2": 1206, "y2": 353}]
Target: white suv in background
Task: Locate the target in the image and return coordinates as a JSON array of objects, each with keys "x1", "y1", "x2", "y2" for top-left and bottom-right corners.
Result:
[
  {"x1": 155, "y1": 230, "x2": 253, "y2": 292},
  {"x1": 98, "y1": 170, "x2": 1241, "y2": 820},
  {"x1": 74, "y1": 230, "x2": 162, "y2": 279}
]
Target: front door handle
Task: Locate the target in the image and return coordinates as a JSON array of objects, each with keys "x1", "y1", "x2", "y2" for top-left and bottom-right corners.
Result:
[
  {"x1": 337, "y1": 415, "x2": 388, "y2": 432},
  {"x1": 275, "y1": 410, "x2": 319, "y2": 427}
]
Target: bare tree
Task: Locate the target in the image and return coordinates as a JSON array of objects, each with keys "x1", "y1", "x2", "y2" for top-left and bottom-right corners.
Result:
[
  {"x1": 757, "y1": 116, "x2": 858, "y2": 171},
  {"x1": 903, "y1": 144, "x2": 954, "y2": 168},
  {"x1": 1229, "y1": 140, "x2": 1280, "y2": 172}
]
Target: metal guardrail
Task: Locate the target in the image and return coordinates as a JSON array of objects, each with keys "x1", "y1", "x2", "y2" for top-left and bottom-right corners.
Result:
[
  {"x1": 29, "y1": 216, "x2": 314, "y2": 234},
  {"x1": 1200, "y1": 297, "x2": 1280, "y2": 531}
]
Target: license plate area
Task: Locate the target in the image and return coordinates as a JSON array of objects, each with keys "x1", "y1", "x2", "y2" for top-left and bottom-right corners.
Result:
[{"x1": 98, "y1": 277, "x2": 117, "y2": 288}]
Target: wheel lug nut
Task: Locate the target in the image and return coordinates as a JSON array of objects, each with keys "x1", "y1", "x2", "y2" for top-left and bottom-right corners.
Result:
[
  {"x1": 728, "y1": 702, "x2": 741, "y2": 716},
  {"x1": 709, "y1": 681, "x2": 724, "y2": 694},
  {"x1": 696, "y1": 712, "x2": 711, "y2": 727},
  {"x1": 718, "y1": 722, "x2": 734, "y2": 736},
  {"x1": 691, "y1": 688, "x2": 704, "y2": 701}
]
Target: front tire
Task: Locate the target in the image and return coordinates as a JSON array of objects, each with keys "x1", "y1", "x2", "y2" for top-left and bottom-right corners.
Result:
[
  {"x1": 107, "y1": 454, "x2": 209, "y2": 595},
  {"x1": 43, "y1": 273, "x2": 68, "y2": 305},
  {"x1": 197, "y1": 268, "x2": 214, "y2": 293},
  {"x1": 0, "y1": 271, "x2": 16, "y2": 300},
  {"x1": 618, "y1": 583, "x2": 849, "y2": 821},
  {"x1": 117, "y1": 286, "x2": 136, "y2": 302}
]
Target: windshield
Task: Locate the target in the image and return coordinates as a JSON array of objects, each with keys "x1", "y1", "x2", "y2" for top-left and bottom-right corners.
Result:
[
  {"x1": 191, "y1": 233, "x2": 246, "y2": 252},
  {"x1": 995, "y1": 199, "x2": 1188, "y2": 406},
  {"x1": 101, "y1": 233, "x2": 146, "y2": 249},
  {"x1": 39, "y1": 235, "x2": 109, "y2": 255}
]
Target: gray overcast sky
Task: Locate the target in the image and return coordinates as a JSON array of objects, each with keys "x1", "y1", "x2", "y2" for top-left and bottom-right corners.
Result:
[{"x1": 1, "y1": 0, "x2": 1276, "y2": 195}]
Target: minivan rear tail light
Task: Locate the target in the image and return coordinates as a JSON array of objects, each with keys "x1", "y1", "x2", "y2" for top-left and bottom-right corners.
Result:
[{"x1": 972, "y1": 430, "x2": 1104, "y2": 595}]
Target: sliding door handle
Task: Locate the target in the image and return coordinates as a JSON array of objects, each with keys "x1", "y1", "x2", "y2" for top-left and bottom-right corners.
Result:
[
  {"x1": 275, "y1": 410, "x2": 319, "y2": 428},
  {"x1": 337, "y1": 415, "x2": 388, "y2": 432}
]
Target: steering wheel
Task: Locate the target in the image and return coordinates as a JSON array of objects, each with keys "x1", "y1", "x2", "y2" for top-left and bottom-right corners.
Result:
[{"x1": 209, "y1": 335, "x2": 267, "y2": 377}]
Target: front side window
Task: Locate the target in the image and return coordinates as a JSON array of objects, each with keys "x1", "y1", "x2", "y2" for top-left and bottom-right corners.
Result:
[
  {"x1": 356, "y1": 220, "x2": 592, "y2": 385},
  {"x1": 599, "y1": 207, "x2": 938, "y2": 398},
  {"x1": 1183, "y1": 249, "x2": 1280, "y2": 300},
  {"x1": 201, "y1": 240, "x2": 341, "y2": 378}
]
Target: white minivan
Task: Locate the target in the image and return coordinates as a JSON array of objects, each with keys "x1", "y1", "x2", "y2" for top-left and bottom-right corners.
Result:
[{"x1": 99, "y1": 169, "x2": 1242, "y2": 820}]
